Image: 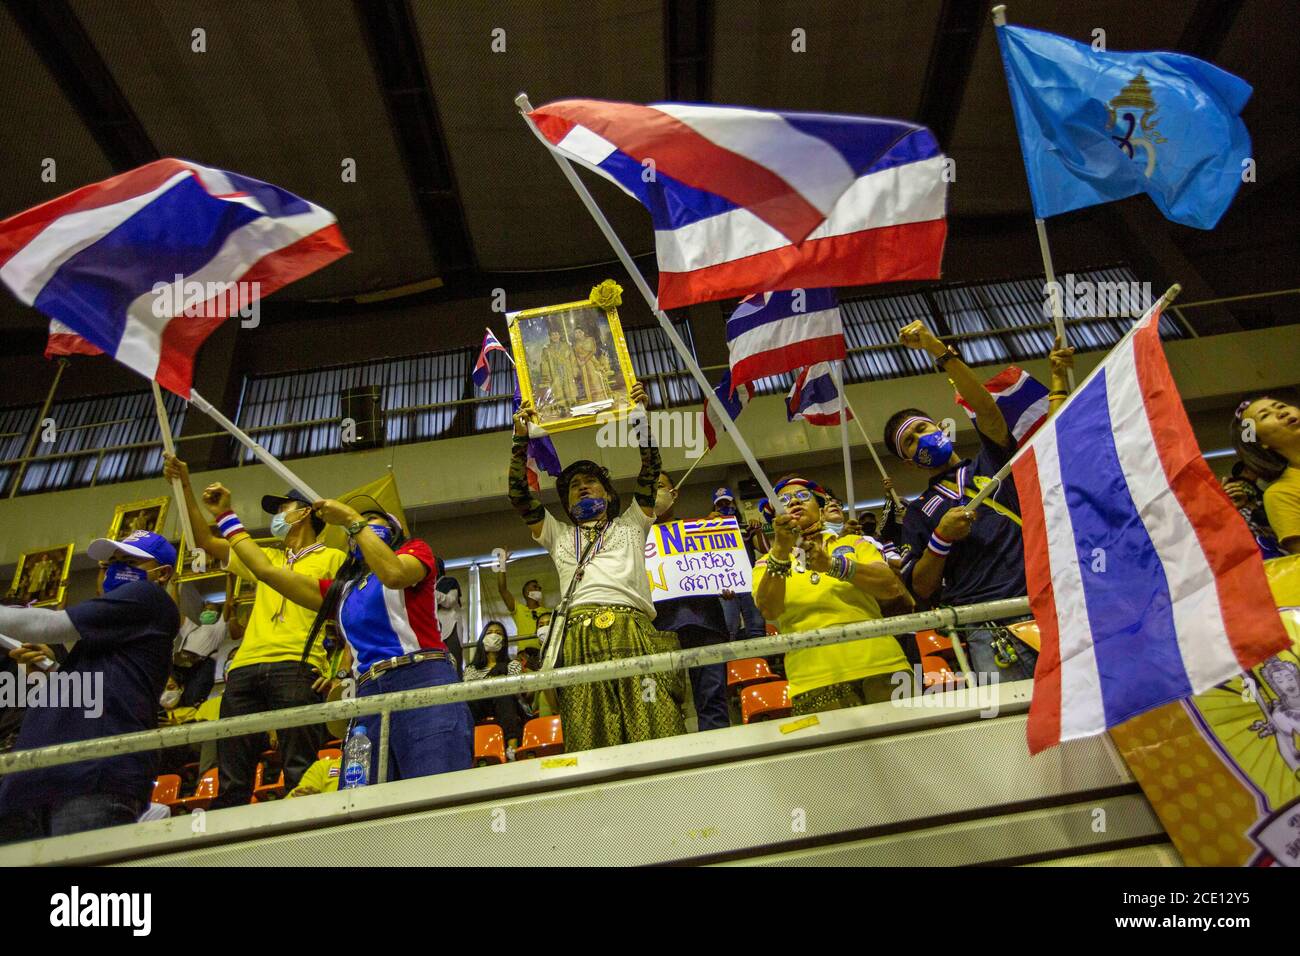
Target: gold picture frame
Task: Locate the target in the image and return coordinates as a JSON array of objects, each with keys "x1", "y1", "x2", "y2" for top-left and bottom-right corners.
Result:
[
  {"x1": 5, "y1": 543, "x2": 74, "y2": 609},
  {"x1": 508, "y1": 282, "x2": 638, "y2": 435},
  {"x1": 108, "y1": 495, "x2": 171, "y2": 542}
]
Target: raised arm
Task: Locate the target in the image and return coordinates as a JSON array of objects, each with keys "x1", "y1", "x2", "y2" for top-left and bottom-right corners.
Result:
[
  {"x1": 754, "y1": 513, "x2": 798, "y2": 622},
  {"x1": 163, "y1": 454, "x2": 229, "y2": 563},
  {"x1": 628, "y1": 381, "x2": 661, "y2": 519},
  {"x1": 313, "y1": 500, "x2": 426, "y2": 590},
  {"x1": 201, "y1": 484, "x2": 324, "y2": 611},
  {"x1": 508, "y1": 402, "x2": 546, "y2": 538},
  {"x1": 899, "y1": 321, "x2": 1011, "y2": 449},
  {"x1": 495, "y1": 554, "x2": 517, "y2": 613}
]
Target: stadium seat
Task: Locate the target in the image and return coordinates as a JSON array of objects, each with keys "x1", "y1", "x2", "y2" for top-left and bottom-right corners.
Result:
[
  {"x1": 915, "y1": 628, "x2": 953, "y2": 658},
  {"x1": 1006, "y1": 619, "x2": 1042, "y2": 652},
  {"x1": 318, "y1": 748, "x2": 342, "y2": 761},
  {"x1": 152, "y1": 773, "x2": 181, "y2": 808},
  {"x1": 516, "y1": 716, "x2": 564, "y2": 759},
  {"x1": 922, "y1": 655, "x2": 965, "y2": 691},
  {"x1": 740, "y1": 681, "x2": 791, "y2": 723},
  {"x1": 727, "y1": 658, "x2": 781, "y2": 692},
  {"x1": 474, "y1": 723, "x2": 506, "y2": 766},
  {"x1": 252, "y1": 760, "x2": 285, "y2": 803},
  {"x1": 178, "y1": 768, "x2": 219, "y2": 812}
]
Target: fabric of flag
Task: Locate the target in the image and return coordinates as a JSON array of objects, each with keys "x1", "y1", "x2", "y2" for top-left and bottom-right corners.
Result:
[
  {"x1": 955, "y1": 366, "x2": 1050, "y2": 444},
  {"x1": 529, "y1": 100, "x2": 948, "y2": 309},
  {"x1": 786, "y1": 363, "x2": 852, "y2": 426},
  {"x1": 512, "y1": 379, "x2": 562, "y2": 490},
  {"x1": 995, "y1": 24, "x2": 1252, "y2": 229},
  {"x1": 1012, "y1": 300, "x2": 1289, "y2": 755},
  {"x1": 702, "y1": 371, "x2": 752, "y2": 451},
  {"x1": 474, "y1": 327, "x2": 509, "y2": 393},
  {"x1": 726, "y1": 288, "x2": 845, "y2": 390},
  {"x1": 0, "y1": 158, "x2": 349, "y2": 397},
  {"x1": 44, "y1": 318, "x2": 102, "y2": 358}
]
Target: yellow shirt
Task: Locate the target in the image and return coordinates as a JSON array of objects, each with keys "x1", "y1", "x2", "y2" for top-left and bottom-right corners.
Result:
[
  {"x1": 753, "y1": 532, "x2": 908, "y2": 699},
  {"x1": 287, "y1": 757, "x2": 340, "y2": 797},
  {"x1": 1264, "y1": 467, "x2": 1300, "y2": 549},
  {"x1": 511, "y1": 601, "x2": 551, "y2": 652},
  {"x1": 225, "y1": 543, "x2": 347, "y2": 675}
]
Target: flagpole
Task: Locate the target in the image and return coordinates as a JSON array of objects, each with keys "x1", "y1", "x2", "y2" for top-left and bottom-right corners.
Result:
[
  {"x1": 963, "y1": 283, "x2": 1180, "y2": 512},
  {"x1": 676, "y1": 448, "x2": 710, "y2": 487},
  {"x1": 993, "y1": 5, "x2": 1076, "y2": 392},
  {"x1": 8, "y1": 357, "x2": 67, "y2": 499},
  {"x1": 151, "y1": 381, "x2": 204, "y2": 573},
  {"x1": 514, "y1": 92, "x2": 782, "y2": 510},
  {"x1": 830, "y1": 361, "x2": 857, "y2": 522},
  {"x1": 188, "y1": 389, "x2": 323, "y2": 502},
  {"x1": 840, "y1": 394, "x2": 904, "y2": 509}
]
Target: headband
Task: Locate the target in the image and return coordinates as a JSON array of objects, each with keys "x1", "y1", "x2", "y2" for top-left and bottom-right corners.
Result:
[{"x1": 892, "y1": 416, "x2": 932, "y2": 459}]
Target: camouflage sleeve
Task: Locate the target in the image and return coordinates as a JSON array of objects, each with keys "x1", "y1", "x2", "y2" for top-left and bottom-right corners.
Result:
[
  {"x1": 508, "y1": 436, "x2": 545, "y2": 525},
  {"x1": 633, "y1": 426, "x2": 661, "y2": 508}
]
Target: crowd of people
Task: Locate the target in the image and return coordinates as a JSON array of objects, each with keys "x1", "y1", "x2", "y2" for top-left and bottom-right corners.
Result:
[{"x1": 0, "y1": 320, "x2": 1296, "y2": 843}]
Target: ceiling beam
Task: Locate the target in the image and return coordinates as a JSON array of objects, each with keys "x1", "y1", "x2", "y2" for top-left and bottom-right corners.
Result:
[
  {"x1": 915, "y1": 0, "x2": 984, "y2": 148},
  {"x1": 7, "y1": 0, "x2": 158, "y2": 170},
  {"x1": 1176, "y1": 0, "x2": 1244, "y2": 60},
  {"x1": 664, "y1": 0, "x2": 713, "y2": 101},
  {"x1": 353, "y1": 0, "x2": 478, "y2": 286}
]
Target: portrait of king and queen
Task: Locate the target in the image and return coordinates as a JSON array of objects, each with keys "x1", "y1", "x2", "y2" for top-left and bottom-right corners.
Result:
[{"x1": 509, "y1": 282, "x2": 637, "y2": 434}]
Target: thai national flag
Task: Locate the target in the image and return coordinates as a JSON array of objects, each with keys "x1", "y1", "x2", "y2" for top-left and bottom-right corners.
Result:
[
  {"x1": 0, "y1": 159, "x2": 348, "y2": 397},
  {"x1": 529, "y1": 100, "x2": 948, "y2": 309},
  {"x1": 955, "y1": 366, "x2": 1050, "y2": 444},
  {"x1": 726, "y1": 288, "x2": 845, "y2": 390},
  {"x1": 702, "y1": 371, "x2": 752, "y2": 450},
  {"x1": 511, "y1": 380, "x2": 562, "y2": 491},
  {"x1": 786, "y1": 363, "x2": 852, "y2": 426},
  {"x1": 473, "y1": 327, "x2": 510, "y2": 393},
  {"x1": 1013, "y1": 300, "x2": 1289, "y2": 754}
]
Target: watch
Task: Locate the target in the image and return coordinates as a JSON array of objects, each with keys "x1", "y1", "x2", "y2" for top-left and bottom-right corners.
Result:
[
  {"x1": 933, "y1": 347, "x2": 961, "y2": 372},
  {"x1": 344, "y1": 518, "x2": 367, "y2": 537}
]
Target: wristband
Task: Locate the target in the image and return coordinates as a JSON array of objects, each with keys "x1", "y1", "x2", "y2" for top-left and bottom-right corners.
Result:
[
  {"x1": 764, "y1": 554, "x2": 793, "y2": 578},
  {"x1": 927, "y1": 531, "x2": 953, "y2": 557},
  {"x1": 227, "y1": 531, "x2": 251, "y2": 547},
  {"x1": 827, "y1": 554, "x2": 857, "y2": 581},
  {"x1": 1048, "y1": 389, "x2": 1068, "y2": 398},
  {"x1": 216, "y1": 511, "x2": 245, "y2": 540}
]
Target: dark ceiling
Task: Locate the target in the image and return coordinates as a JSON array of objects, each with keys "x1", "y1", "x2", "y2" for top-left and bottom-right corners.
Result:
[{"x1": 1, "y1": 0, "x2": 1296, "y2": 338}]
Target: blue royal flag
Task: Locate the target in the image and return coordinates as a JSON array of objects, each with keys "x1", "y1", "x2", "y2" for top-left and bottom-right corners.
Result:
[{"x1": 995, "y1": 23, "x2": 1252, "y2": 229}]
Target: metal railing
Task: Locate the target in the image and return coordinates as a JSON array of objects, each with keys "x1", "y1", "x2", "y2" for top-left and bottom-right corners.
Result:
[
  {"x1": 0, "y1": 596, "x2": 1030, "y2": 786},
  {"x1": 2, "y1": 285, "x2": 1296, "y2": 497}
]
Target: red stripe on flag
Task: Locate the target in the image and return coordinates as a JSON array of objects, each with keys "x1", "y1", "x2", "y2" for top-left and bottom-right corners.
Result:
[
  {"x1": 657, "y1": 217, "x2": 946, "y2": 310},
  {"x1": 1130, "y1": 318, "x2": 1290, "y2": 668},
  {"x1": 155, "y1": 223, "x2": 350, "y2": 397},
  {"x1": 1013, "y1": 446, "x2": 1064, "y2": 755},
  {"x1": 730, "y1": 336, "x2": 846, "y2": 389},
  {"x1": 44, "y1": 331, "x2": 103, "y2": 359},
  {"x1": 534, "y1": 100, "x2": 827, "y2": 243}
]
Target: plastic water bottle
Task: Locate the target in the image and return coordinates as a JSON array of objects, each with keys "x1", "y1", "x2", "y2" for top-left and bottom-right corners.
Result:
[{"x1": 342, "y1": 724, "x2": 371, "y2": 789}]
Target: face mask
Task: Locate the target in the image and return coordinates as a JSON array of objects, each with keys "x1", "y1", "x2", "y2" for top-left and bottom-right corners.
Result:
[
  {"x1": 525, "y1": 589, "x2": 543, "y2": 602},
  {"x1": 351, "y1": 522, "x2": 395, "y2": 558},
  {"x1": 912, "y1": 430, "x2": 954, "y2": 468},
  {"x1": 270, "y1": 513, "x2": 293, "y2": 540},
  {"x1": 824, "y1": 521, "x2": 844, "y2": 536},
  {"x1": 199, "y1": 610, "x2": 220, "y2": 626},
  {"x1": 654, "y1": 490, "x2": 675, "y2": 517},
  {"x1": 715, "y1": 502, "x2": 736, "y2": 516},
  {"x1": 570, "y1": 496, "x2": 608, "y2": 522},
  {"x1": 483, "y1": 633, "x2": 505, "y2": 653},
  {"x1": 436, "y1": 588, "x2": 460, "y2": 609},
  {"x1": 535, "y1": 626, "x2": 550, "y2": 644},
  {"x1": 160, "y1": 689, "x2": 182, "y2": 709},
  {"x1": 103, "y1": 562, "x2": 148, "y2": 593}
]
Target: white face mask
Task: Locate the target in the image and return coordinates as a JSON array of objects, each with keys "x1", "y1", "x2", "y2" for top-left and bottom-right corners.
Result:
[
  {"x1": 436, "y1": 588, "x2": 459, "y2": 608},
  {"x1": 483, "y1": 633, "x2": 505, "y2": 653},
  {"x1": 535, "y1": 625, "x2": 550, "y2": 644},
  {"x1": 655, "y1": 489, "x2": 676, "y2": 517},
  {"x1": 525, "y1": 589, "x2": 543, "y2": 602},
  {"x1": 160, "y1": 688, "x2": 182, "y2": 709}
]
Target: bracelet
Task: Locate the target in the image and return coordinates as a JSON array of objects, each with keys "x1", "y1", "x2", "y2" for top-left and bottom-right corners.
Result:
[
  {"x1": 827, "y1": 554, "x2": 857, "y2": 581},
  {"x1": 1048, "y1": 389, "x2": 1069, "y2": 398},
  {"x1": 216, "y1": 511, "x2": 245, "y2": 540},
  {"x1": 927, "y1": 531, "x2": 953, "y2": 557},
  {"x1": 764, "y1": 554, "x2": 793, "y2": 578},
  {"x1": 933, "y1": 347, "x2": 961, "y2": 372},
  {"x1": 227, "y1": 531, "x2": 251, "y2": 547},
  {"x1": 344, "y1": 518, "x2": 367, "y2": 537}
]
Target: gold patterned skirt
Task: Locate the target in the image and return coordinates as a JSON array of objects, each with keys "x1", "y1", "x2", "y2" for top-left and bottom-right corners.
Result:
[
  {"x1": 556, "y1": 604, "x2": 686, "y2": 752},
  {"x1": 790, "y1": 670, "x2": 915, "y2": 717}
]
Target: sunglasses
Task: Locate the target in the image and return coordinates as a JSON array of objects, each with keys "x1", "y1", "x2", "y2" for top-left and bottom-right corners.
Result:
[{"x1": 776, "y1": 489, "x2": 815, "y2": 505}]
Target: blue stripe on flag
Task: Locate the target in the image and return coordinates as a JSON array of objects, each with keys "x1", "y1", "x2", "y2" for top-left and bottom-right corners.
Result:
[
  {"x1": 596, "y1": 151, "x2": 739, "y2": 231},
  {"x1": 1054, "y1": 371, "x2": 1193, "y2": 723},
  {"x1": 781, "y1": 116, "x2": 940, "y2": 173},
  {"x1": 726, "y1": 289, "x2": 839, "y2": 340}
]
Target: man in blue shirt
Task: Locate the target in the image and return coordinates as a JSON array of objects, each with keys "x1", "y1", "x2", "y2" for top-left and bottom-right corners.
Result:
[
  {"x1": 884, "y1": 321, "x2": 1038, "y2": 682},
  {"x1": 0, "y1": 531, "x2": 178, "y2": 842}
]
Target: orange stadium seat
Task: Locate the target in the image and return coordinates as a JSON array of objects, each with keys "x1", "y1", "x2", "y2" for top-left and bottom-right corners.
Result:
[
  {"x1": 252, "y1": 760, "x2": 285, "y2": 802},
  {"x1": 516, "y1": 716, "x2": 564, "y2": 759},
  {"x1": 727, "y1": 657, "x2": 781, "y2": 692},
  {"x1": 740, "y1": 680, "x2": 791, "y2": 723},
  {"x1": 317, "y1": 748, "x2": 342, "y2": 761},
  {"x1": 922, "y1": 655, "x2": 965, "y2": 691},
  {"x1": 474, "y1": 723, "x2": 506, "y2": 766},
  {"x1": 1006, "y1": 619, "x2": 1042, "y2": 652},
  {"x1": 178, "y1": 768, "x2": 219, "y2": 812},
  {"x1": 151, "y1": 773, "x2": 181, "y2": 808}
]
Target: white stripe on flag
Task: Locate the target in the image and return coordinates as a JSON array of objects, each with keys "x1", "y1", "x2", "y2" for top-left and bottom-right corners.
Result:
[
  {"x1": 553, "y1": 125, "x2": 640, "y2": 202},
  {"x1": 728, "y1": 305, "x2": 842, "y2": 364},
  {"x1": 654, "y1": 155, "x2": 947, "y2": 274},
  {"x1": 1104, "y1": 336, "x2": 1239, "y2": 689},
  {"x1": 653, "y1": 104, "x2": 856, "y2": 215},
  {"x1": 1, "y1": 171, "x2": 195, "y2": 304},
  {"x1": 1013, "y1": 394, "x2": 1051, "y2": 441},
  {"x1": 1033, "y1": 420, "x2": 1107, "y2": 742},
  {"x1": 383, "y1": 579, "x2": 423, "y2": 655}
]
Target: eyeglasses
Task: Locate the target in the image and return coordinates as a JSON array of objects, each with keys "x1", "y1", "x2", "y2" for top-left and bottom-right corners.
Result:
[{"x1": 776, "y1": 489, "x2": 814, "y2": 505}]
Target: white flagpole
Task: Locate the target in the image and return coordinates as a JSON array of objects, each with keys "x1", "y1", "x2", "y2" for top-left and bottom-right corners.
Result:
[
  {"x1": 188, "y1": 388, "x2": 323, "y2": 502},
  {"x1": 993, "y1": 5, "x2": 1075, "y2": 392},
  {"x1": 840, "y1": 393, "x2": 904, "y2": 509},
  {"x1": 514, "y1": 92, "x2": 782, "y2": 510},
  {"x1": 830, "y1": 361, "x2": 857, "y2": 522},
  {"x1": 676, "y1": 447, "x2": 710, "y2": 487},
  {"x1": 151, "y1": 382, "x2": 205, "y2": 573}
]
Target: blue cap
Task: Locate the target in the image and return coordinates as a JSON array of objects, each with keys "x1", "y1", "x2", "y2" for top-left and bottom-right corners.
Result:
[
  {"x1": 87, "y1": 530, "x2": 178, "y2": 567},
  {"x1": 713, "y1": 486, "x2": 735, "y2": 504}
]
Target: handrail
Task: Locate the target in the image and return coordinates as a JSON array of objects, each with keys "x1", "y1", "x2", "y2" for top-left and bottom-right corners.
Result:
[{"x1": 0, "y1": 596, "x2": 1030, "y2": 782}]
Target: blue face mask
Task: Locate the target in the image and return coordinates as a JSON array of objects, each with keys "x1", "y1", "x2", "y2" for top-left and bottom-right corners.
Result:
[
  {"x1": 824, "y1": 521, "x2": 844, "y2": 536},
  {"x1": 912, "y1": 430, "x2": 954, "y2": 469},
  {"x1": 103, "y1": 562, "x2": 148, "y2": 593},
  {"x1": 570, "y1": 496, "x2": 608, "y2": 522},
  {"x1": 270, "y1": 512, "x2": 292, "y2": 540}
]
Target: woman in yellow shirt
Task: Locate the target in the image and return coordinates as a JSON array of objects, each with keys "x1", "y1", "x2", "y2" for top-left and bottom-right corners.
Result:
[
  {"x1": 753, "y1": 477, "x2": 916, "y2": 715},
  {"x1": 1234, "y1": 397, "x2": 1300, "y2": 554}
]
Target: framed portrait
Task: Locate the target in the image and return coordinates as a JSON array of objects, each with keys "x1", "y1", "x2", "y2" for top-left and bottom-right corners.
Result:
[
  {"x1": 5, "y1": 543, "x2": 74, "y2": 609},
  {"x1": 508, "y1": 280, "x2": 638, "y2": 435},
  {"x1": 176, "y1": 525, "x2": 219, "y2": 579},
  {"x1": 108, "y1": 496, "x2": 171, "y2": 541}
]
